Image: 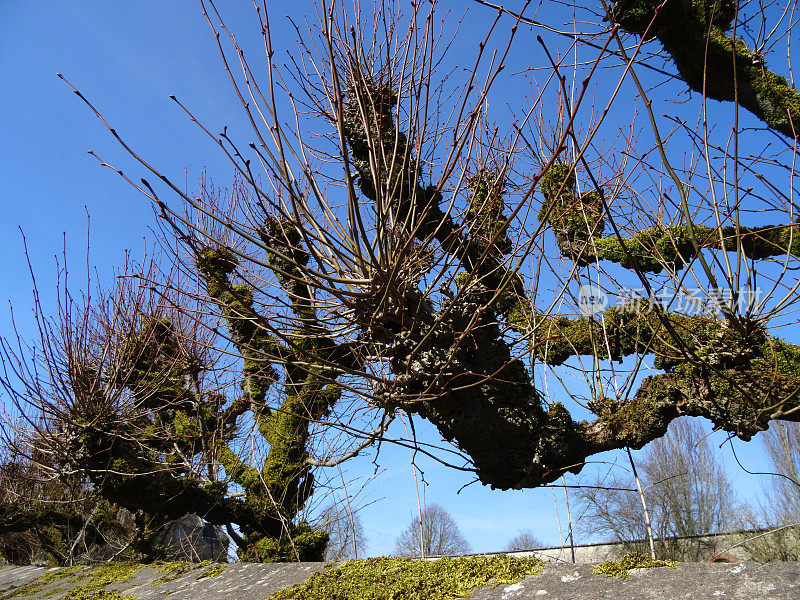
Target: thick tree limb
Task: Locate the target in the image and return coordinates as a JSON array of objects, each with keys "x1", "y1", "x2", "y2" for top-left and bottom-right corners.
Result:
[{"x1": 610, "y1": 0, "x2": 799, "y2": 138}]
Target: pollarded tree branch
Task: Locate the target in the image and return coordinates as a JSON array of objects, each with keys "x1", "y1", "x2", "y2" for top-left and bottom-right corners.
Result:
[
  {"x1": 538, "y1": 162, "x2": 800, "y2": 272},
  {"x1": 609, "y1": 0, "x2": 800, "y2": 138},
  {"x1": 340, "y1": 81, "x2": 527, "y2": 301},
  {"x1": 442, "y1": 291, "x2": 800, "y2": 489},
  {"x1": 196, "y1": 247, "x2": 285, "y2": 408},
  {"x1": 196, "y1": 240, "x2": 337, "y2": 561},
  {"x1": 337, "y1": 79, "x2": 800, "y2": 491},
  {"x1": 584, "y1": 332, "x2": 800, "y2": 450}
]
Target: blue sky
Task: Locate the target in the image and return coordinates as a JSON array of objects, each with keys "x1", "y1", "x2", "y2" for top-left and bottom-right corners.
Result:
[{"x1": 0, "y1": 1, "x2": 785, "y2": 557}]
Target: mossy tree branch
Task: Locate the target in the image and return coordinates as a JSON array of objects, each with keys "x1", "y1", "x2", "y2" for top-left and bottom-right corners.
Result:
[
  {"x1": 609, "y1": 0, "x2": 800, "y2": 138},
  {"x1": 340, "y1": 82, "x2": 526, "y2": 301},
  {"x1": 465, "y1": 288, "x2": 800, "y2": 488},
  {"x1": 538, "y1": 162, "x2": 800, "y2": 272},
  {"x1": 336, "y1": 83, "x2": 800, "y2": 491},
  {"x1": 17, "y1": 3, "x2": 800, "y2": 550},
  {"x1": 196, "y1": 239, "x2": 339, "y2": 562}
]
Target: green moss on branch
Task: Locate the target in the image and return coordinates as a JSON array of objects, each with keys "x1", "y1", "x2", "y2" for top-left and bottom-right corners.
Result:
[
  {"x1": 610, "y1": 0, "x2": 799, "y2": 138},
  {"x1": 465, "y1": 170, "x2": 512, "y2": 257},
  {"x1": 538, "y1": 163, "x2": 800, "y2": 270},
  {"x1": 196, "y1": 242, "x2": 338, "y2": 562}
]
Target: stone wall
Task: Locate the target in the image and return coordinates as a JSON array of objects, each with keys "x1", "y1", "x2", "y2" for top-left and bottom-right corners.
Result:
[
  {"x1": 3, "y1": 560, "x2": 800, "y2": 599},
  {"x1": 493, "y1": 526, "x2": 800, "y2": 563}
]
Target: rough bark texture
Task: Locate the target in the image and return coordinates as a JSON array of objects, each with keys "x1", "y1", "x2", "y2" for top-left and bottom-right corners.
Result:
[
  {"x1": 609, "y1": 0, "x2": 800, "y2": 138},
  {"x1": 336, "y1": 82, "x2": 800, "y2": 491},
  {"x1": 537, "y1": 162, "x2": 800, "y2": 271}
]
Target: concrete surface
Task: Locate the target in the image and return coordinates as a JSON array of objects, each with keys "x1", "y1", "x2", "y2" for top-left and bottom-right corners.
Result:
[
  {"x1": 0, "y1": 562, "x2": 327, "y2": 600},
  {"x1": 470, "y1": 562, "x2": 800, "y2": 599},
  {"x1": 1, "y1": 560, "x2": 799, "y2": 599}
]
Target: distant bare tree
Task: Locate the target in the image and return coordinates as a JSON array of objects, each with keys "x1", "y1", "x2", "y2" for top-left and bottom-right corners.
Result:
[
  {"x1": 393, "y1": 504, "x2": 471, "y2": 557},
  {"x1": 738, "y1": 423, "x2": 800, "y2": 562},
  {"x1": 760, "y1": 421, "x2": 800, "y2": 526},
  {"x1": 504, "y1": 529, "x2": 543, "y2": 552},
  {"x1": 645, "y1": 419, "x2": 740, "y2": 538},
  {"x1": 577, "y1": 419, "x2": 742, "y2": 559},
  {"x1": 318, "y1": 503, "x2": 367, "y2": 562}
]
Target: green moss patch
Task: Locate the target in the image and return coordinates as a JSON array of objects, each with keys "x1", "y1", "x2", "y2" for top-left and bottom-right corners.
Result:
[
  {"x1": 0, "y1": 562, "x2": 145, "y2": 600},
  {"x1": 53, "y1": 561, "x2": 143, "y2": 600},
  {"x1": 152, "y1": 560, "x2": 211, "y2": 585},
  {"x1": 268, "y1": 555, "x2": 544, "y2": 600},
  {"x1": 593, "y1": 552, "x2": 676, "y2": 579},
  {"x1": 195, "y1": 564, "x2": 227, "y2": 580},
  {"x1": 0, "y1": 561, "x2": 229, "y2": 600},
  {"x1": 0, "y1": 566, "x2": 84, "y2": 599}
]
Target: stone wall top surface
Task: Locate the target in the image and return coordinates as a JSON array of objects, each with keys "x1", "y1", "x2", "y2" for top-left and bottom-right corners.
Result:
[{"x1": 2, "y1": 560, "x2": 799, "y2": 599}]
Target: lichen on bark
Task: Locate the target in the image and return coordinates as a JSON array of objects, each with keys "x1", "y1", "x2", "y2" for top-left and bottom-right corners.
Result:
[
  {"x1": 196, "y1": 236, "x2": 337, "y2": 562},
  {"x1": 335, "y1": 80, "x2": 800, "y2": 491},
  {"x1": 537, "y1": 162, "x2": 800, "y2": 272},
  {"x1": 609, "y1": 0, "x2": 800, "y2": 138}
]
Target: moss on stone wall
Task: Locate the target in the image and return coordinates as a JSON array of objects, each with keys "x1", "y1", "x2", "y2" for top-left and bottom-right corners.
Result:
[
  {"x1": 152, "y1": 560, "x2": 211, "y2": 585},
  {"x1": 0, "y1": 561, "x2": 231, "y2": 600},
  {"x1": 195, "y1": 564, "x2": 227, "y2": 580},
  {"x1": 269, "y1": 555, "x2": 544, "y2": 600},
  {"x1": 593, "y1": 552, "x2": 676, "y2": 579},
  {"x1": 0, "y1": 561, "x2": 145, "y2": 600}
]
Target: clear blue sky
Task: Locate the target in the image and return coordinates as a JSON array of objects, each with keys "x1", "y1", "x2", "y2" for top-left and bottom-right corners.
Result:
[{"x1": 0, "y1": 1, "x2": 781, "y2": 557}]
